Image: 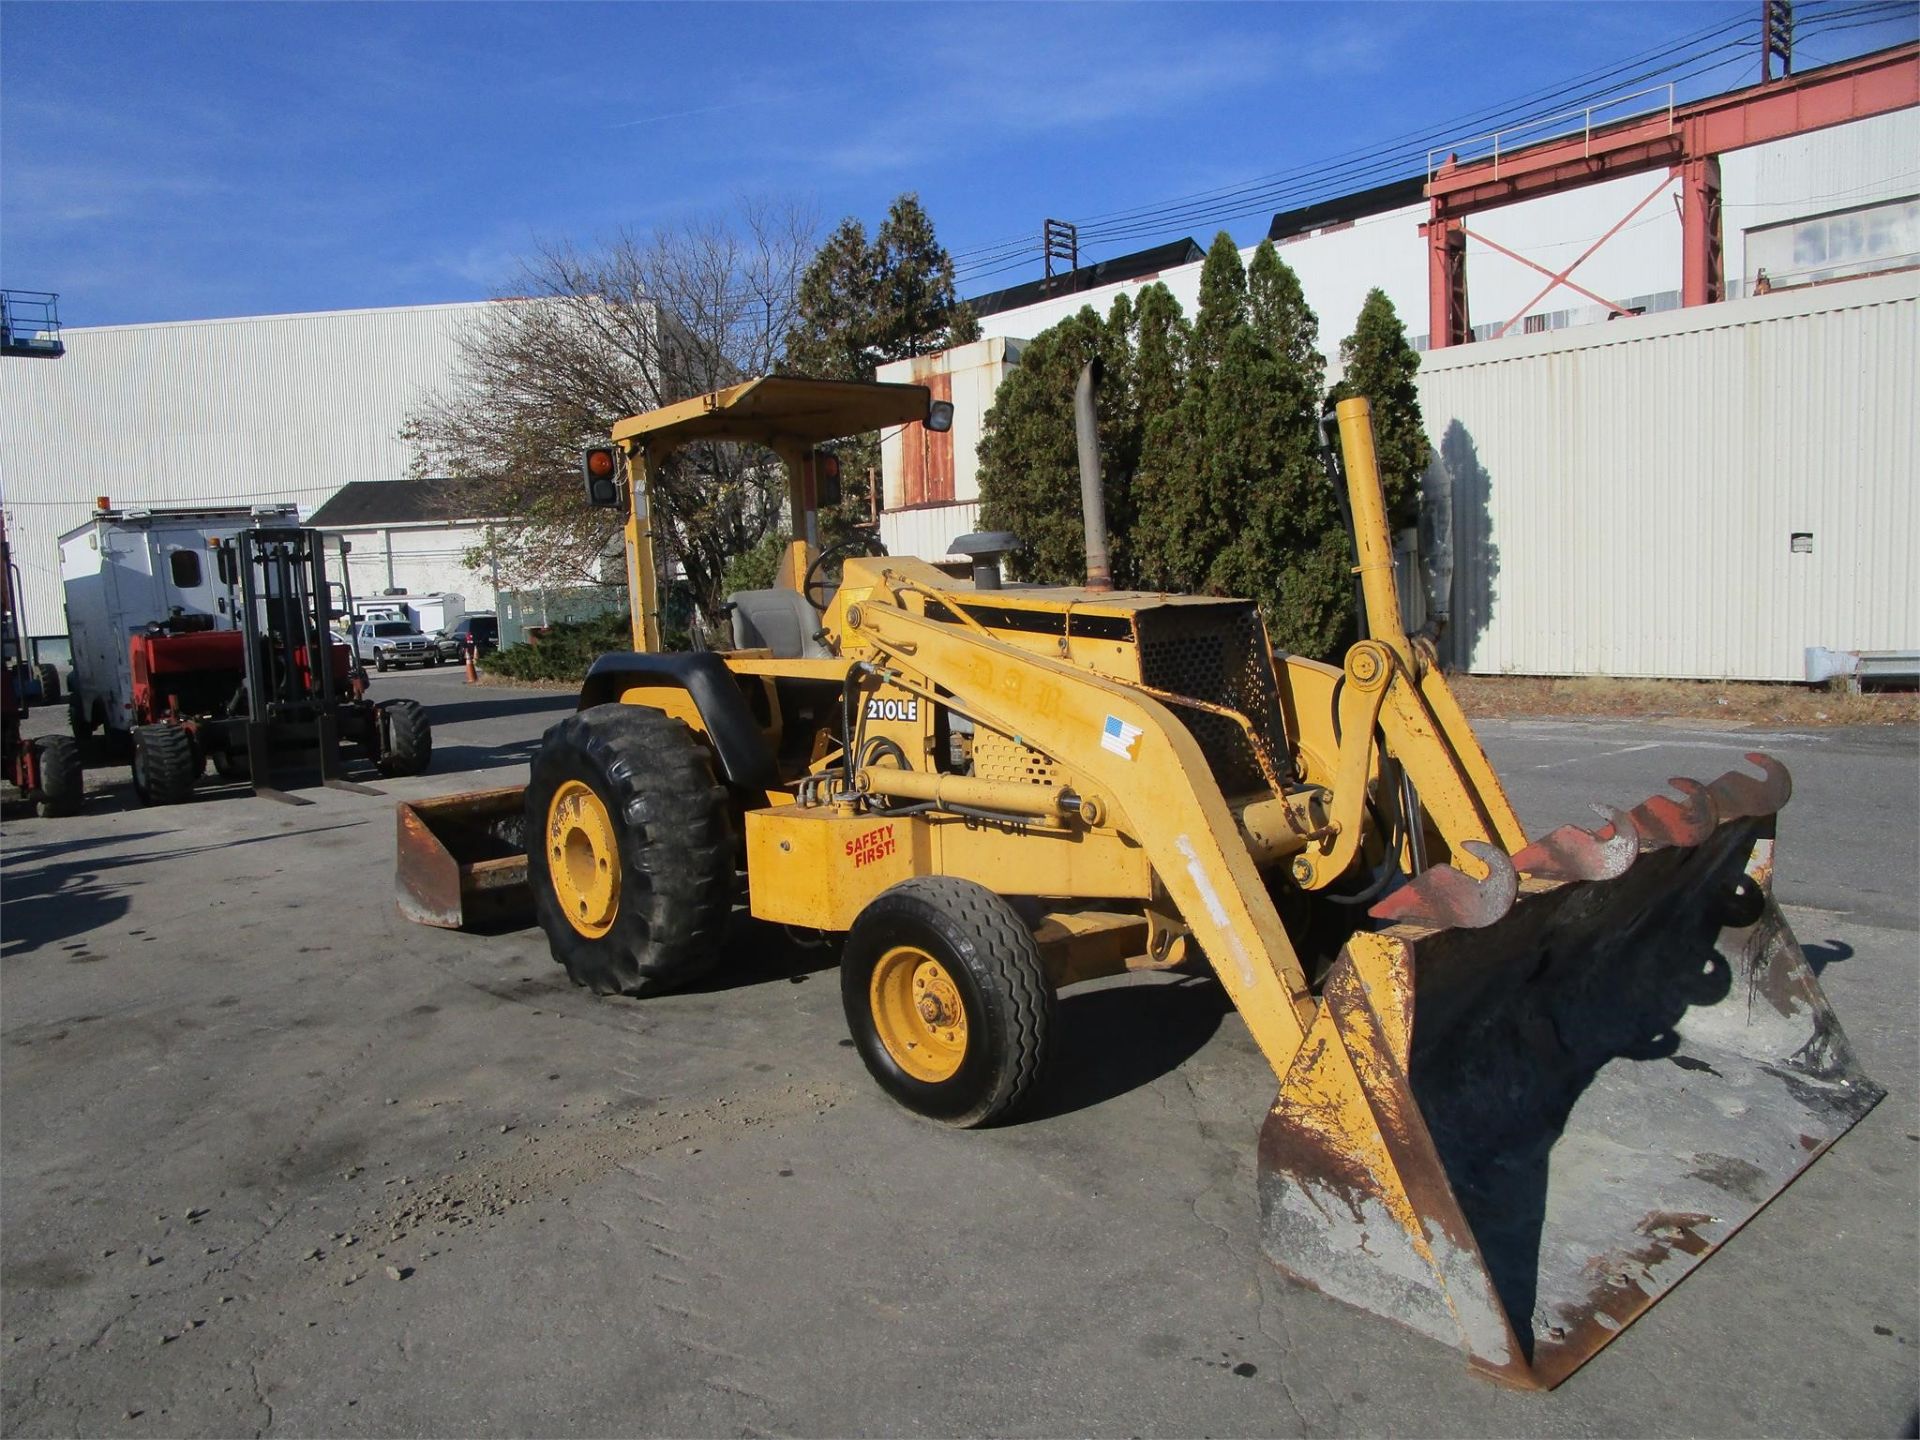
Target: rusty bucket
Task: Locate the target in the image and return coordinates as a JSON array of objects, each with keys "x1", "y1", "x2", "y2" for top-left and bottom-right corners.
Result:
[
  {"x1": 395, "y1": 786, "x2": 532, "y2": 929},
  {"x1": 1257, "y1": 755, "x2": 1883, "y2": 1388}
]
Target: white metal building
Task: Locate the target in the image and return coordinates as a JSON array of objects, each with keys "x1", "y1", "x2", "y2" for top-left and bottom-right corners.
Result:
[
  {"x1": 956, "y1": 108, "x2": 1918, "y2": 361},
  {"x1": 305, "y1": 480, "x2": 506, "y2": 616},
  {"x1": 1419, "y1": 270, "x2": 1918, "y2": 680},
  {"x1": 877, "y1": 103, "x2": 1917, "y2": 681},
  {"x1": 0, "y1": 301, "x2": 495, "y2": 646}
]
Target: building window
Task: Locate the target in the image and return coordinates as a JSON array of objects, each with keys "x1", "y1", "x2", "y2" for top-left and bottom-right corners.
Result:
[
  {"x1": 169, "y1": 549, "x2": 202, "y2": 588},
  {"x1": 1746, "y1": 195, "x2": 1919, "y2": 291}
]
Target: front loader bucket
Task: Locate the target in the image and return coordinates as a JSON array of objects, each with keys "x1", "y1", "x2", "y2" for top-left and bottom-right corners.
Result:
[
  {"x1": 395, "y1": 786, "x2": 531, "y2": 929},
  {"x1": 1258, "y1": 754, "x2": 1882, "y2": 1388}
]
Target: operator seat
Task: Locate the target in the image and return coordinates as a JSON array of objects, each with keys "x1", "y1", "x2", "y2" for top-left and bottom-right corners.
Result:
[{"x1": 726, "y1": 588, "x2": 831, "y2": 660}]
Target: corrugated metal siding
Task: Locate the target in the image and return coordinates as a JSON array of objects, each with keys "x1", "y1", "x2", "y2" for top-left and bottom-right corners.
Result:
[
  {"x1": 878, "y1": 337, "x2": 1022, "y2": 508},
  {"x1": 0, "y1": 302, "x2": 492, "y2": 636},
  {"x1": 1418, "y1": 270, "x2": 1919, "y2": 680},
  {"x1": 880, "y1": 502, "x2": 981, "y2": 563}
]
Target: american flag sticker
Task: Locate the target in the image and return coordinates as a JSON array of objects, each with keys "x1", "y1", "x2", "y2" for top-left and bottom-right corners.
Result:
[{"x1": 1101, "y1": 713, "x2": 1143, "y2": 760}]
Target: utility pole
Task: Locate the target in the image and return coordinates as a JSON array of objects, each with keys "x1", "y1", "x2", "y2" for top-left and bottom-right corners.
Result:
[
  {"x1": 1042, "y1": 220, "x2": 1079, "y2": 287},
  {"x1": 1762, "y1": 0, "x2": 1793, "y2": 81}
]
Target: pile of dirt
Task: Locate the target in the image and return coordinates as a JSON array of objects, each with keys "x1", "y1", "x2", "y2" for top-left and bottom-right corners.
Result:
[{"x1": 1448, "y1": 674, "x2": 1917, "y2": 727}]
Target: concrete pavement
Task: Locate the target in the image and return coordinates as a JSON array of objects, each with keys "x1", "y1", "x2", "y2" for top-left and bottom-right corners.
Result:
[{"x1": 2, "y1": 670, "x2": 1914, "y2": 1437}]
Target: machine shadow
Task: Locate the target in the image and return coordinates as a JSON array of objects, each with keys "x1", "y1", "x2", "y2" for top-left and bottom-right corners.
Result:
[
  {"x1": 1026, "y1": 975, "x2": 1230, "y2": 1122},
  {"x1": 1802, "y1": 939, "x2": 1853, "y2": 973},
  {"x1": 424, "y1": 739, "x2": 543, "y2": 775},
  {"x1": 1438, "y1": 419, "x2": 1499, "y2": 671},
  {"x1": 0, "y1": 867, "x2": 131, "y2": 958},
  {"x1": 419, "y1": 692, "x2": 576, "y2": 726},
  {"x1": 684, "y1": 916, "x2": 842, "y2": 994}
]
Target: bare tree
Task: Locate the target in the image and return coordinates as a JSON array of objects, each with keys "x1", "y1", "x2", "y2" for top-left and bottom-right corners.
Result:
[{"x1": 404, "y1": 197, "x2": 818, "y2": 626}]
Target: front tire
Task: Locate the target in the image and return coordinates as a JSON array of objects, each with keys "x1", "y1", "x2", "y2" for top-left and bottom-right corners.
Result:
[
  {"x1": 32, "y1": 736, "x2": 83, "y2": 818},
  {"x1": 69, "y1": 695, "x2": 97, "y2": 741},
  {"x1": 841, "y1": 878, "x2": 1054, "y2": 1128},
  {"x1": 376, "y1": 698, "x2": 431, "y2": 776},
  {"x1": 526, "y1": 703, "x2": 734, "y2": 997},
  {"x1": 374, "y1": 649, "x2": 388, "y2": 673},
  {"x1": 131, "y1": 724, "x2": 197, "y2": 806}
]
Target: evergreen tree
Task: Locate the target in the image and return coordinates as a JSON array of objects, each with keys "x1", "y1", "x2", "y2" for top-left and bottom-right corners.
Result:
[
  {"x1": 784, "y1": 218, "x2": 879, "y2": 382},
  {"x1": 1228, "y1": 242, "x2": 1349, "y2": 656},
  {"x1": 1329, "y1": 287, "x2": 1428, "y2": 528},
  {"x1": 1189, "y1": 232, "x2": 1247, "y2": 373},
  {"x1": 783, "y1": 193, "x2": 977, "y2": 535},
  {"x1": 873, "y1": 195, "x2": 980, "y2": 360},
  {"x1": 1133, "y1": 236, "x2": 1246, "y2": 593},
  {"x1": 976, "y1": 299, "x2": 1138, "y2": 587}
]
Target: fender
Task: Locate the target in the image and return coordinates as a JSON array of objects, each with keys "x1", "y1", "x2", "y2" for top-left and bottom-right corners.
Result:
[{"x1": 578, "y1": 652, "x2": 779, "y2": 795}]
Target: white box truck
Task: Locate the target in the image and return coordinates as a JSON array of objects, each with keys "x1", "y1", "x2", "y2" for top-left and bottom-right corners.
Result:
[{"x1": 61, "y1": 502, "x2": 304, "y2": 735}]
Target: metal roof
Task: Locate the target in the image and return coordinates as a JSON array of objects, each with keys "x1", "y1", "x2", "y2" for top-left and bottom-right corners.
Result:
[
  {"x1": 308, "y1": 479, "x2": 493, "y2": 528},
  {"x1": 610, "y1": 376, "x2": 937, "y2": 450},
  {"x1": 965, "y1": 238, "x2": 1206, "y2": 318}
]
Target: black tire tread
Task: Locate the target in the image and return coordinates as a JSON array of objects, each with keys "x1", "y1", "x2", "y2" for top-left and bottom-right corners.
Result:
[
  {"x1": 132, "y1": 724, "x2": 197, "y2": 806},
  {"x1": 32, "y1": 735, "x2": 83, "y2": 818},
  {"x1": 378, "y1": 698, "x2": 432, "y2": 776},
  {"x1": 35, "y1": 663, "x2": 60, "y2": 702},
  {"x1": 527, "y1": 703, "x2": 734, "y2": 997},
  {"x1": 845, "y1": 877, "x2": 1053, "y2": 1128}
]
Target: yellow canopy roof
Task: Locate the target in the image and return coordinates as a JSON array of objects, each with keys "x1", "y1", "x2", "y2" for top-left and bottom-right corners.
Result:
[{"x1": 610, "y1": 376, "x2": 936, "y2": 450}]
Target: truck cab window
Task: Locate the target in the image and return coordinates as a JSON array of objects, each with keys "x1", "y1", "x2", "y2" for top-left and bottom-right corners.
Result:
[
  {"x1": 215, "y1": 546, "x2": 237, "y2": 586},
  {"x1": 170, "y1": 550, "x2": 203, "y2": 588}
]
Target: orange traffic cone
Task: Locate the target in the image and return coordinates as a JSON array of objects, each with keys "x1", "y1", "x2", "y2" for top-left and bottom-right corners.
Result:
[{"x1": 464, "y1": 642, "x2": 478, "y2": 685}]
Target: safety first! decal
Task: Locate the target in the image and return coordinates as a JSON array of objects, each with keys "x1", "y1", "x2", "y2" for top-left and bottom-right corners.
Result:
[
  {"x1": 1101, "y1": 713, "x2": 1143, "y2": 760},
  {"x1": 845, "y1": 823, "x2": 897, "y2": 868}
]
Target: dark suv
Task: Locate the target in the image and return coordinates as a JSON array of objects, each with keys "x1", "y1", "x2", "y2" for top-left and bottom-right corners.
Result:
[{"x1": 436, "y1": 614, "x2": 499, "y2": 661}]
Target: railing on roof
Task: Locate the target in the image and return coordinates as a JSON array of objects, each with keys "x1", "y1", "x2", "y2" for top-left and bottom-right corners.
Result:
[
  {"x1": 1427, "y1": 84, "x2": 1678, "y2": 184},
  {"x1": 1, "y1": 291, "x2": 65, "y2": 359}
]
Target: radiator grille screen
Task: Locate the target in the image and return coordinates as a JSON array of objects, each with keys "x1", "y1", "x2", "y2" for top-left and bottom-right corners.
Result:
[{"x1": 1134, "y1": 603, "x2": 1291, "y2": 797}]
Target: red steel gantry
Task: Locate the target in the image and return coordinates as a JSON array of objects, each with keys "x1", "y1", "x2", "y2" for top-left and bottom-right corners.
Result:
[{"x1": 1422, "y1": 42, "x2": 1919, "y2": 348}]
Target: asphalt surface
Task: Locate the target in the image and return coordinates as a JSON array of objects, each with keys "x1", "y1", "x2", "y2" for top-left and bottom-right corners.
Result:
[{"x1": 2, "y1": 666, "x2": 1915, "y2": 1438}]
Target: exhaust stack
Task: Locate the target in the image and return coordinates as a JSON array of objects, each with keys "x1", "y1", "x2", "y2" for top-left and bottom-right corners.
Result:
[{"x1": 1074, "y1": 359, "x2": 1112, "y2": 592}]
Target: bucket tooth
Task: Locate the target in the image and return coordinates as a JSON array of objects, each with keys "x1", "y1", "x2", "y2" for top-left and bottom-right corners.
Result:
[
  {"x1": 1368, "y1": 840, "x2": 1518, "y2": 929},
  {"x1": 1628, "y1": 777, "x2": 1717, "y2": 850},
  {"x1": 1512, "y1": 805, "x2": 1640, "y2": 882},
  {"x1": 1706, "y1": 751, "x2": 1792, "y2": 820}
]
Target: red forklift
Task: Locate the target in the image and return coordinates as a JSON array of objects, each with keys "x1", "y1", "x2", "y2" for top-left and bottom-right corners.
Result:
[
  {"x1": 125, "y1": 526, "x2": 431, "y2": 806},
  {"x1": 2, "y1": 509, "x2": 83, "y2": 817}
]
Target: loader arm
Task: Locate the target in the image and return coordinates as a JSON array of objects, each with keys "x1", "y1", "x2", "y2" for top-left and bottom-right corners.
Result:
[
  {"x1": 1291, "y1": 396, "x2": 1528, "y2": 892},
  {"x1": 847, "y1": 594, "x2": 1318, "y2": 1076}
]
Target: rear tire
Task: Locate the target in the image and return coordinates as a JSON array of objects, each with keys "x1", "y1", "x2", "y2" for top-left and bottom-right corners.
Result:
[
  {"x1": 212, "y1": 748, "x2": 249, "y2": 780},
  {"x1": 131, "y1": 724, "x2": 197, "y2": 806},
  {"x1": 841, "y1": 877, "x2": 1054, "y2": 1128},
  {"x1": 35, "y1": 663, "x2": 60, "y2": 702},
  {"x1": 32, "y1": 736, "x2": 83, "y2": 818},
  {"x1": 69, "y1": 695, "x2": 96, "y2": 741},
  {"x1": 376, "y1": 698, "x2": 431, "y2": 776},
  {"x1": 526, "y1": 703, "x2": 734, "y2": 997}
]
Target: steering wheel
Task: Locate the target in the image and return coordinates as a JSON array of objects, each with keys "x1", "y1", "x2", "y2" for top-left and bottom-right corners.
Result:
[{"x1": 803, "y1": 531, "x2": 889, "y2": 612}]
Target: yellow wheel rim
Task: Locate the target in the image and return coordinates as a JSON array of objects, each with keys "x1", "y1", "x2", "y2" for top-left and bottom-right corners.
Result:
[
  {"x1": 869, "y1": 945, "x2": 969, "y2": 1083},
  {"x1": 546, "y1": 779, "x2": 620, "y2": 939}
]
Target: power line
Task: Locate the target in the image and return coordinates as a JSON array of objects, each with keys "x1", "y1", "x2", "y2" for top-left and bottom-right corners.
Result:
[{"x1": 952, "y1": 0, "x2": 1915, "y2": 287}]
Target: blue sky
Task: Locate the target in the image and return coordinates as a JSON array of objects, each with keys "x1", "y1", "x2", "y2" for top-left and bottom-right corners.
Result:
[{"x1": 3, "y1": 1, "x2": 1913, "y2": 326}]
